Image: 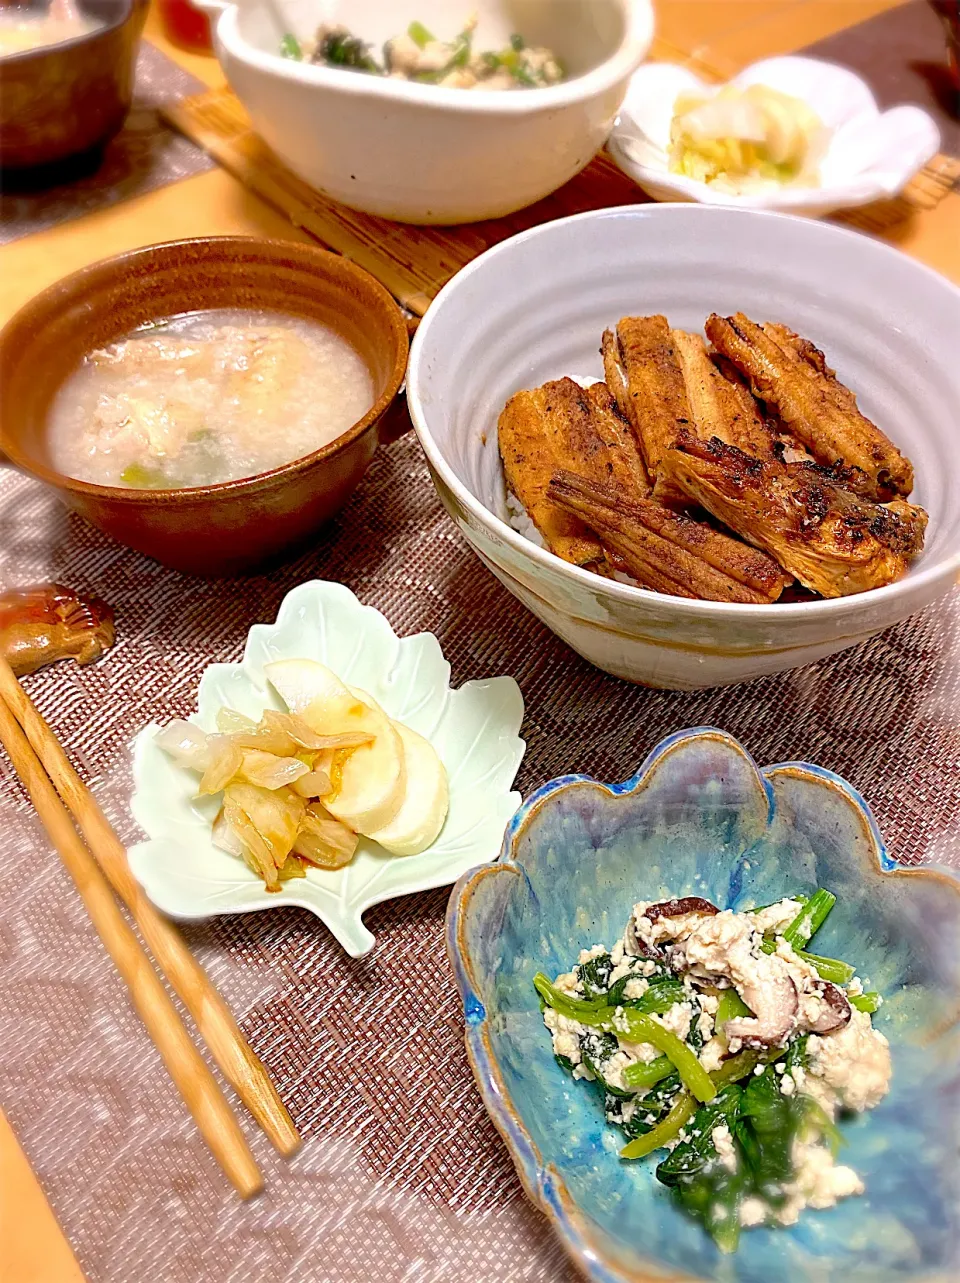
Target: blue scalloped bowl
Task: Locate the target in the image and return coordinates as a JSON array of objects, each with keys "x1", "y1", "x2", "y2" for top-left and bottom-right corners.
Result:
[{"x1": 447, "y1": 728, "x2": 960, "y2": 1283}]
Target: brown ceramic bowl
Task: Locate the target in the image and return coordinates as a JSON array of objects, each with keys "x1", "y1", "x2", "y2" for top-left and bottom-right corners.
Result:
[
  {"x1": 0, "y1": 237, "x2": 411, "y2": 575},
  {"x1": 0, "y1": 0, "x2": 147, "y2": 172}
]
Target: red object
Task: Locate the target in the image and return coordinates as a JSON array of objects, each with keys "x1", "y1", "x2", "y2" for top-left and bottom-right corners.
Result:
[{"x1": 157, "y1": 0, "x2": 213, "y2": 53}]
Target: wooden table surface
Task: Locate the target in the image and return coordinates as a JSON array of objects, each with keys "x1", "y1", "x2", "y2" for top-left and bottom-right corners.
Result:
[{"x1": 1, "y1": 2, "x2": 956, "y2": 1278}]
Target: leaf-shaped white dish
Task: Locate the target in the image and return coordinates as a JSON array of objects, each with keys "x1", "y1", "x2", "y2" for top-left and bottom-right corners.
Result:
[
  {"x1": 128, "y1": 580, "x2": 525, "y2": 957},
  {"x1": 608, "y1": 56, "x2": 941, "y2": 217}
]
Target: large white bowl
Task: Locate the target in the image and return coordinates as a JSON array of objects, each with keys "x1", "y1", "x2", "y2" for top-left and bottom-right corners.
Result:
[
  {"x1": 406, "y1": 204, "x2": 960, "y2": 690},
  {"x1": 196, "y1": 0, "x2": 653, "y2": 224}
]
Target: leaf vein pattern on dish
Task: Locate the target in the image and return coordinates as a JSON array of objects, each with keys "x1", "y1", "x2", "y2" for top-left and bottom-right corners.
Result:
[
  {"x1": 498, "y1": 312, "x2": 926, "y2": 602},
  {"x1": 536, "y1": 889, "x2": 890, "y2": 1252}
]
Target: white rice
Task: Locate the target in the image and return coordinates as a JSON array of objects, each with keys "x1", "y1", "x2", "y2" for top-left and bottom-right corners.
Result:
[{"x1": 505, "y1": 490, "x2": 547, "y2": 548}]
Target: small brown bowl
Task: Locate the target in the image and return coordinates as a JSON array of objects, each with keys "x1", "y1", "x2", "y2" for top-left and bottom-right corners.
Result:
[
  {"x1": 0, "y1": 237, "x2": 411, "y2": 576},
  {"x1": 0, "y1": 0, "x2": 147, "y2": 172}
]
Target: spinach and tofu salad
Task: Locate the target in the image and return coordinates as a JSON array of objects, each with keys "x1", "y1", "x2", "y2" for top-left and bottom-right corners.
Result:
[
  {"x1": 535, "y1": 891, "x2": 892, "y2": 1250},
  {"x1": 280, "y1": 17, "x2": 564, "y2": 91}
]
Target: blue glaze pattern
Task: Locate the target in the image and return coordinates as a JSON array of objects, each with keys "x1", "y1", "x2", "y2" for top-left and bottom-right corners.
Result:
[{"x1": 446, "y1": 728, "x2": 960, "y2": 1283}]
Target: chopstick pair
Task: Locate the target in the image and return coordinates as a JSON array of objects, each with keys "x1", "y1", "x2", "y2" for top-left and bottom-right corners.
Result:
[{"x1": 0, "y1": 655, "x2": 301, "y2": 1196}]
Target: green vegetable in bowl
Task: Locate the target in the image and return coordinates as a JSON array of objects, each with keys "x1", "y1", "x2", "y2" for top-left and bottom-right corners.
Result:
[
  {"x1": 284, "y1": 19, "x2": 563, "y2": 89},
  {"x1": 319, "y1": 28, "x2": 380, "y2": 72},
  {"x1": 406, "y1": 20, "x2": 433, "y2": 49},
  {"x1": 537, "y1": 886, "x2": 890, "y2": 1251},
  {"x1": 279, "y1": 32, "x2": 301, "y2": 61}
]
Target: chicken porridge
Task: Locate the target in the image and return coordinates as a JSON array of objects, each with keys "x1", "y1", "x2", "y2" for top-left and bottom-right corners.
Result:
[{"x1": 48, "y1": 310, "x2": 375, "y2": 489}]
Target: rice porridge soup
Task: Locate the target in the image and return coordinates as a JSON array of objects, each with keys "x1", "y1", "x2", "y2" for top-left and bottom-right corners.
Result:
[
  {"x1": 0, "y1": 3, "x2": 101, "y2": 57},
  {"x1": 48, "y1": 310, "x2": 375, "y2": 489}
]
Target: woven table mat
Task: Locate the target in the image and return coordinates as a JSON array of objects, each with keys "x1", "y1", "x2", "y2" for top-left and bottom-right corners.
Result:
[
  {"x1": 1, "y1": 436, "x2": 959, "y2": 1282},
  {"x1": 0, "y1": 42, "x2": 213, "y2": 246}
]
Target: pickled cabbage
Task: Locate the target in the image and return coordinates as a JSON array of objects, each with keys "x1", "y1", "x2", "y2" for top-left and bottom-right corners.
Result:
[{"x1": 669, "y1": 84, "x2": 827, "y2": 193}]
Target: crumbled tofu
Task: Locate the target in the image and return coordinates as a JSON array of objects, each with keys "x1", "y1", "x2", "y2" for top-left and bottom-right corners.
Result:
[
  {"x1": 553, "y1": 970, "x2": 581, "y2": 996},
  {"x1": 610, "y1": 939, "x2": 625, "y2": 966},
  {"x1": 623, "y1": 977, "x2": 650, "y2": 1000},
  {"x1": 698, "y1": 1036, "x2": 727, "y2": 1074},
  {"x1": 609, "y1": 959, "x2": 635, "y2": 985},
  {"x1": 774, "y1": 937, "x2": 827, "y2": 1028},
  {"x1": 638, "y1": 909, "x2": 710, "y2": 947},
  {"x1": 578, "y1": 943, "x2": 606, "y2": 964},
  {"x1": 807, "y1": 1008, "x2": 891, "y2": 1112},
  {"x1": 654, "y1": 1001, "x2": 693, "y2": 1042},
  {"x1": 751, "y1": 898, "x2": 803, "y2": 934},
  {"x1": 572, "y1": 1063, "x2": 594, "y2": 1081},
  {"x1": 618, "y1": 1037, "x2": 661, "y2": 1064},
  {"x1": 597, "y1": 1050, "x2": 634, "y2": 1092},
  {"x1": 543, "y1": 1006, "x2": 585, "y2": 1064},
  {"x1": 711, "y1": 1123, "x2": 738, "y2": 1172},
  {"x1": 780, "y1": 1072, "x2": 796, "y2": 1096},
  {"x1": 776, "y1": 1139, "x2": 864, "y2": 1224},
  {"x1": 739, "y1": 1196, "x2": 768, "y2": 1227}
]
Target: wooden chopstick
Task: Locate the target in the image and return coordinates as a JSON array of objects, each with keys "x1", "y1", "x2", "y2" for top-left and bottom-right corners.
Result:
[
  {"x1": 0, "y1": 656, "x2": 301, "y2": 1160},
  {"x1": 0, "y1": 695, "x2": 263, "y2": 1197}
]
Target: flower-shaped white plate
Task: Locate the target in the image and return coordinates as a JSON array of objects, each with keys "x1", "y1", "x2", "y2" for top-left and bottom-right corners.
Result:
[
  {"x1": 128, "y1": 580, "x2": 525, "y2": 957},
  {"x1": 608, "y1": 56, "x2": 941, "y2": 217}
]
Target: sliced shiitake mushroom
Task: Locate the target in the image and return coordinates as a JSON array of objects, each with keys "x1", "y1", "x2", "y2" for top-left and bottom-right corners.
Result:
[
  {"x1": 807, "y1": 981, "x2": 852, "y2": 1034},
  {"x1": 725, "y1": 974, "x2": 799, "y2": 1049}
]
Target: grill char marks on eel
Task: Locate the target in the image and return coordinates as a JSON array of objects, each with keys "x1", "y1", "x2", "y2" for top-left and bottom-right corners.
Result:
[
  {"x1": 655, "y1": 431, "x2": 927, "y2": 598},
  {"x1": 601, "y1": 316, "x2": 695, "y2": 485},
  {"x1": 671, "y1": 330, "x2": 779, "y2": 460},
  {"x1": 497, "y1": 376, "x2": 650, "y2": 568},
  {"x1": 705, "y1": 312, "x2": 915, "y2": 501},
  {"x1": 548, "y1": 471, "x2": 792, "y2": 603}
]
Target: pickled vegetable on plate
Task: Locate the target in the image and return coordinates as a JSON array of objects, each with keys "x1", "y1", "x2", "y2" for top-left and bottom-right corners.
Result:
[
  {"x1": 668, "y1": 83, "x2": 829, "y2": 193},
  {"x1": 154, "y1": 659, "x2": 449, "y2": 888}
]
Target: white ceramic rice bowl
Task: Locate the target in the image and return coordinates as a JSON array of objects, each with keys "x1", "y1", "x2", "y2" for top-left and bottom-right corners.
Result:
[{"x1": 406, "y1": 204, "x2": 960, "y2": 690}]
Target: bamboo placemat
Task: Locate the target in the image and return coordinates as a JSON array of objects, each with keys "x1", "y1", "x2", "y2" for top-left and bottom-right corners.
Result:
[
  {"x1": 161, "y1": 89, "x2": 647, "y2": 314},
  {"x1": 161, "y1": 87, "x2": 960, "y2": 316}
]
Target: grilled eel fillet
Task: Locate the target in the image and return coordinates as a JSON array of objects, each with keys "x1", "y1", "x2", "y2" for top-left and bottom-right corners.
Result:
[
  {"x1": 705, "y1": 313, "x2": 914, "y2": 500},
  {"x1": 602, "y1": 316, "x2": 694, "y2": 475},
  {"x1": 497, "y1": 377, "x2": 650, "y2": 566},
  {"x1": 656, "y1": 432, "x2": 927, "y2": 598},
  {"x1": 671, "y1": 331, "x2": 779, "y2": 460},
  {"x1": 548, "y1": 471, "x2": 791, "y2": 603}
]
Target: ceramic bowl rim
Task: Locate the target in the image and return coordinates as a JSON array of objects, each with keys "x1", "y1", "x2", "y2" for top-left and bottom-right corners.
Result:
[
  {"x1": 445, "y1": 724, "x2": 960, "y2": 1283},
  {"x1": 0, "y1": 235, "x2": 410, "y2": 504},
  {"x1": 209, "y1": 0, "x2": 654, "y2": 115},
  {"x1": 407, "y1": 203, "x2": 960, "y2": 623}
]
